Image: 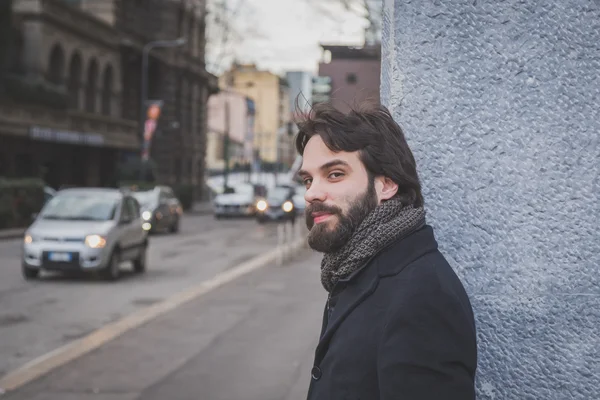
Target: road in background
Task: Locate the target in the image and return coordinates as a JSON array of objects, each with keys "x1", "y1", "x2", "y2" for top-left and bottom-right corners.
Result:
[
  {"x1": 3, "y1": 250, "x2": 324, "y2": 400},
  {"x1": 0, "y1": 215, "x2": 282, "y2": 377}
]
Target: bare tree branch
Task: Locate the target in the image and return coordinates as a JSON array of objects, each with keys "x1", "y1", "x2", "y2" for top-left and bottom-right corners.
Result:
[
  {"x1": 305, "y1": 0, "x2": 381, "y2": 45},
  {"x1": 205, "y1": 0, "x2": 264, "y2": 75}
]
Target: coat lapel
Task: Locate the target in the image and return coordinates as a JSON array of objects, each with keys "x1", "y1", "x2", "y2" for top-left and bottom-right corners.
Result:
[
  {"x1": 312, "y1": 225, "x2": 440, "y2": 365},
  {"x1": 314, "y1": 263, "x2": 380, "y2": 365}
]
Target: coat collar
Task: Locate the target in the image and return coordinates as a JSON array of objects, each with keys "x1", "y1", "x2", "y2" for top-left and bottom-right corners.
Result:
[{"x1": 313, "y1": 225, "x2": 439, "y2": 364}]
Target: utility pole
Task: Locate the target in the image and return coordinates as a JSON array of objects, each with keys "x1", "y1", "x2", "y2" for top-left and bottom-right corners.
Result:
[{"x1": 222, "y1": 100, "x2": 230, "y2": 193}]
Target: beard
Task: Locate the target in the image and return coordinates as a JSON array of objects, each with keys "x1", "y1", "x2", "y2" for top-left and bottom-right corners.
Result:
[{"x1": 305, "y1": 180, "x2": 378, "y2": 253}]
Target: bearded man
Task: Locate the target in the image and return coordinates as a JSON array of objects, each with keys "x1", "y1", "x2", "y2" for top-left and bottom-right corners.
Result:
[{"x1": 296, "y1": 102, "x2": 477, "y2": 400}]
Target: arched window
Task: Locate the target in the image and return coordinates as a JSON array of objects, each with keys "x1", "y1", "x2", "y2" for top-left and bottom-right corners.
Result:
[
  {"x1": 47, "y1": 44, "x2": 65, "y2": 85},
  {"x1": 85, "y1": 58, "x2": 99, "y2": 113},
  {"x1": 101, "y1": 64, "x2": 114, "y2": 116},
  {"x1": 67, "y1": 52, "x2": 82, "y2": 109}
]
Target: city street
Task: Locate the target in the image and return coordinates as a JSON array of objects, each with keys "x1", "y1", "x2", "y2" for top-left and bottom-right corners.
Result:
[
  {"x1": 1, "y1": 231, "x2": 324, "y2": 399},
  {"x1": 0, "y1": 215, "x2": 290, "y2": 380}
]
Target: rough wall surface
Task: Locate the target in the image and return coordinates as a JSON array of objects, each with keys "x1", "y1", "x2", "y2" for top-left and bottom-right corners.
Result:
[{"x1": 381, "y1": 1, "x2": 600, "y2": 398}]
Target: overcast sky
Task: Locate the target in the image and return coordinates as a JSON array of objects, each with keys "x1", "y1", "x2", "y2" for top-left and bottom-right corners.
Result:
[{"x1": 206, "y1": 0, "x2": 368, "y2": 75}]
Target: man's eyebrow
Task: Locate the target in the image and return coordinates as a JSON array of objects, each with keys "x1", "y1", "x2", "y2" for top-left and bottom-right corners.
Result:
[{"x1": 298, "y1": 159, "x2": 350, "y2": 177}]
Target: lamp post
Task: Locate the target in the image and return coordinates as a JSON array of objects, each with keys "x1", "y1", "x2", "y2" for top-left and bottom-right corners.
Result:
[{"x1": 139, "y1": 37, "x2": 186, "y2": 180}]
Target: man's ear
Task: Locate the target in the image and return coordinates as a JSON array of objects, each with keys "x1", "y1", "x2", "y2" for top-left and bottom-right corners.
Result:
[{"x1": 375, "y1": 176, "x2": 398, "y2": 202}]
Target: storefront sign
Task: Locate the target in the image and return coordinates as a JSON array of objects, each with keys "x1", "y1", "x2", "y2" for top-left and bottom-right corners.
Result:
[{"x1": 29, "y1": 126, "x2": 105, "y2": 146}]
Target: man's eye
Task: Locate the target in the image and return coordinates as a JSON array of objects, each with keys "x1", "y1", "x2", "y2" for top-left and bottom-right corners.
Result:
[
  {"x1": 303, "y1": 178, "x2": 312, "y2": 186},
  {"x1": 328, "y1": 172, "x2": 344, "y2": 179}
]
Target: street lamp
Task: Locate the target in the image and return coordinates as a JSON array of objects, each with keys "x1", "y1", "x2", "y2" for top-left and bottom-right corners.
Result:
[{"x1": 139, "y1": 37, "x2": 187, "y2": 180}]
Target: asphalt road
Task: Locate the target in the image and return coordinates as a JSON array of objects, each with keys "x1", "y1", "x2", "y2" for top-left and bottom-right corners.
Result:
[
  {"x1": 3, "y1": 250, "x2": 325, "y2": 400},
  {"x1": 0, "y1": 215, "x2": 286, "y2": 379}
]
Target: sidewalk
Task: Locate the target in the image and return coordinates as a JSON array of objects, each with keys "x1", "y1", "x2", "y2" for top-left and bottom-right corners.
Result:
[
  {"x1": 2, "y1": 249, "x2": 324, "y2": 400},
  {"x1": 0, "y1": 228, "x2": 25, "y2": 240}
]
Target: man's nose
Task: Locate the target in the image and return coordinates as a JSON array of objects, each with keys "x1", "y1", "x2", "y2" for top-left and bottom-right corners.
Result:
[{"x1": 305, "y1": 180, "x2": 326, "y2": 203}]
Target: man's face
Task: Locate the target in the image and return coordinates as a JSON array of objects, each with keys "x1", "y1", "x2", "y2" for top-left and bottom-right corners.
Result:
[{"x1": 298, "y1": 135, "x2": 379, "y2": 253}]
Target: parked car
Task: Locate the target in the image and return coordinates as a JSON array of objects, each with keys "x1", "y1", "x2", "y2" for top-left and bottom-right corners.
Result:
[
  {"x1": 291, "y1": 185, "x2": 306, "y2": 214},
  {"x1": 131, "y1": 186, "x2": 183, "y2": 233},
  {"x1": 22, "y1": 188, "x2": 148, "y2": 281},
  {"x1": 255, "y1": 186, "x2": 298, "y2": 223},
  {"x1": 43, "y1": 186, "x2": 56, "y2": 205},
  {"x1": 213, "y1": 183, "x2": 266, "y2": 219}
]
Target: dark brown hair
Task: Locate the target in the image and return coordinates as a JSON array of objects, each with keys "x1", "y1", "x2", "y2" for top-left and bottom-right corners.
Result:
[{"x1": 295, "y1": 101, "x2": 424, "y2": 208}]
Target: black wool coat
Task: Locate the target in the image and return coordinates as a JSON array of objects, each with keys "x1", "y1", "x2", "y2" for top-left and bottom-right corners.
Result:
[{"x1": 307, "y1": 225, "x2": 477, "y2": 400}]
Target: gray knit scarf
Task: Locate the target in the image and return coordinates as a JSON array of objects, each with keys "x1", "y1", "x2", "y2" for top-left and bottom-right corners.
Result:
[{"x1": 321, "y1": 199, "x2": 426, "y2": 292}]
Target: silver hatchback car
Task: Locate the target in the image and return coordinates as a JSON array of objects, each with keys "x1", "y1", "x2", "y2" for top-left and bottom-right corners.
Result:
[{"x1": 22, "y1": 188, "x2": 148, "y2": 281}]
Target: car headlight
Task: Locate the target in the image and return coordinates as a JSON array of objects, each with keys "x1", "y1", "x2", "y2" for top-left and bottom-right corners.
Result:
[
  {"x1": 142, "y1": 211, "x2": 152, "y2": 220},
  {"x1": 256, "y1": 200, "x2": 268, "y2": 211},
  {"x1": 24, "y1": 234, "x2": 36, "y2": 244},
  {"x1": 85, "y1": 234, "x2": 107, "y2": 249},
  {"x1": 282, "y1": 201, "x2": 294, "y2": 213}
]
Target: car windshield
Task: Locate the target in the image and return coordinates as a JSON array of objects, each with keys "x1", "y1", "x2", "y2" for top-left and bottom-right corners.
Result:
[
  {"x1": 40, "y1": 192, "x2": 119, "y2": 221},
  {"x1": 132, "y1": 191, "x2": 157, "y2": 208},
  {"x1": 235, "y1": 185, "x2": 254, "y2": 195},
  {"x1": 267, "y1": 187, "x2": 291, "y2": 204}
]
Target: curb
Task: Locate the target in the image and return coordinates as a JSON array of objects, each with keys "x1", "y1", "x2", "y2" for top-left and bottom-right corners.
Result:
[
  {"x1": 0, "y1": 236, "x2": 307, "y2": 394},
  {"x1": 0, "y1": 229, "x2": 25, "y2": 241}
]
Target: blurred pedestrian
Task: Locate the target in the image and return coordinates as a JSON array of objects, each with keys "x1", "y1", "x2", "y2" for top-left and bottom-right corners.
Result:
[{"x1": 296, "y1": 102, "x2": 477, "y2": 400}]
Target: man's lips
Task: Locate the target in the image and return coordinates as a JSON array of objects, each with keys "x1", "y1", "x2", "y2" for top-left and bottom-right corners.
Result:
[{"x1": 312, "y1": 212, "x2": 333, "y2": 224}]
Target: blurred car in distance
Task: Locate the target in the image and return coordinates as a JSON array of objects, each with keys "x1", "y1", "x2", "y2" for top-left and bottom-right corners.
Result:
[
  {"x1": 131, "y1": 186, "x2": 182, "y2": 233},
  {"x1": 213, "y1": 183, "x2": 267, "y2": 219},
  {"x1": 22, "y1": 188, "x2": 148, "y2": 281},
  {"x1": 290, "y1": 184, "x2": 306, "y2": 214},
  {"x1": 43, "y1": 186, "x2": 56, "y2": 205},
  {"x1": 256, "y1": 185, "x2": 298, "y2": 224}
]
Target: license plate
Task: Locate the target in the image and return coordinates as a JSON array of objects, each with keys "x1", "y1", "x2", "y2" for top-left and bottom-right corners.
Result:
[{"x1": 48, "y1": 252, "x2": 72, "y2": 262}]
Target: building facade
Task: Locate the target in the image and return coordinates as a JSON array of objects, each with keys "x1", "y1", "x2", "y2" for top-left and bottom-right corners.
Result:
[
  {"x1": 206, "y1": 90, "x2": 255, "y2": 172},
  {"x1": 221, "y1": 64, "x2": 294, "y2": 169},
  {"x1": 116, "y1": 0, "x2": 218, "y2": 196},
  {"x1": 0, "y1": 0, "x2": 137, "y2": 188},
  {"x1": 317, "y1": 44, "x2": 381, "y2": 113},
  {"x1": 0, "y1": 0, "x2": 217, "y2": 197},
  {"x1": 285, "y1": 71, "x2": 313, "y2": 115}
]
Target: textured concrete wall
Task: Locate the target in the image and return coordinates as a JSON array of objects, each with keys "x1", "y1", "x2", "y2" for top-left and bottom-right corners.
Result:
[{"x1": 381, "y1": 1, "x2": 600, "y2": 399}]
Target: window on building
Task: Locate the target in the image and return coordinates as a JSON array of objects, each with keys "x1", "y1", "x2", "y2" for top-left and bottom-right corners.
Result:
[
  {"x1": 67, "y1": 52, "x2": 82, "y2": 109},
  {"x1": 85, "y1": 58, "x2": 99, "y2": 113},
  {"x1": 47, "y1": 44, "x2": 65, "y2": 85},
  {"x1": 346, "y1": 73, "x2": 357, "y2": 84},
  {"x1": 101, "y1": 64, "x2": 114, "y2": 116}
]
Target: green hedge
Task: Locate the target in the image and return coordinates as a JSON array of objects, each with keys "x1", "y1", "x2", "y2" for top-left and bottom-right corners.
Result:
[{"x1": 0, "y1": 178, "x2": 45, "y2": 230}]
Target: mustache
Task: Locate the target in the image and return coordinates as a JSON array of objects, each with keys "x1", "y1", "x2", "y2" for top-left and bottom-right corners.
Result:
[{"x1": 305, "y1": 202, "x2": 342, "y2": 216}]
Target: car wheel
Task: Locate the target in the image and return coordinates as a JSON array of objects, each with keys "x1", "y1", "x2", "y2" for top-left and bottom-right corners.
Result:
[
  {"x1": 133, "y1": 243, "x2": 147, "y2": 273},
  {"x1": 257, "y1": 217, "x2": 266, "y2": 224},
  {"x1": 104, "y1": 250, "x2": 121, "y2": 281},
  {"x1": 22, "y1": 265, "x2": 39, "y2": 280},
  {"x1": 215, "y1": 214, "x2": 222, "y2": 220}
]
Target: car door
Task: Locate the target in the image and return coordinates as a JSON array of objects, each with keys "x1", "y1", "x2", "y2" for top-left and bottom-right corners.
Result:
[
  {"x1": 165, "y1": 188, "x2": 181, "y2": 222},
  {"x1": 156, "y1": 189, "x2": 171, "y2": 229},
  {"x1": 115, "y1": 199, "x2": 134, "y2": 252},
  {"x1": 125, "y1": 197, "x2": 145, "y2": 250}
]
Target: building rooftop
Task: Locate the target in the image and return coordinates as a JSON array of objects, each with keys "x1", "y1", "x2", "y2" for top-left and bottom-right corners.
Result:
[{"x1": 320, "y1": 44, "x2": 381, "y2": 60}]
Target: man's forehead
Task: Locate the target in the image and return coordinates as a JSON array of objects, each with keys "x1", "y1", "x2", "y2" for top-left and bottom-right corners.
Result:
[{"x1": 300, "y1": 136, "x2": 360, "y2": 174}]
